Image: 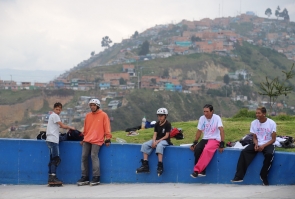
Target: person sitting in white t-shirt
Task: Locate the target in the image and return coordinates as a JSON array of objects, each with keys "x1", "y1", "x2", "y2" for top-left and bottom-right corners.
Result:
[
  {"x1": 190, "y1": 104, "x2": 225, "y2": 178},
  {"x1": 231, "y1": 107, "x2": 276, "y2": 186}
]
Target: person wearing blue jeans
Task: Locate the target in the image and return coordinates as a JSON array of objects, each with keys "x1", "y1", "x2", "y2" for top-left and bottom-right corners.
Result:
[
  {"x1": 136, "y1": 108, "x2": 172, "y2": 176},
  {"x1": 46, "y1": 102, "x2": 75, "y2": 185}
]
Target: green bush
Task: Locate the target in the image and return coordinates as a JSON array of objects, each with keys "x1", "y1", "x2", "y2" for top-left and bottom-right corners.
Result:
[
  {"x1": 273, "y1": 115, "x2": 295, "y2": 121},
  {"x1": 233, "y1": 109, "x2": 256, "y2": 119}
]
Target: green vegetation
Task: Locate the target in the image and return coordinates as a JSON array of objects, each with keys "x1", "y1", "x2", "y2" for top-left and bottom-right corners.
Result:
[
  {"x1": 112, "y1": 116, "x2": 295, "y2": 152},
  {"x1": 0, "y1": 90, "x2": 42, "y2": 105}
]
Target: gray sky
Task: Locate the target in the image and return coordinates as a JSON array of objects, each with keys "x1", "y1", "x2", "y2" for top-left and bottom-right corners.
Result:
[{"x1": 0, "y1": 0, "x2": 295, "y2": 78}]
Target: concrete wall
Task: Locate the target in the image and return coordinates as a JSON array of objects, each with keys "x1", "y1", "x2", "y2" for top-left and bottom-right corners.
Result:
[{"x1": 0, "y1": 138, "x2": 294, "y2": 185}]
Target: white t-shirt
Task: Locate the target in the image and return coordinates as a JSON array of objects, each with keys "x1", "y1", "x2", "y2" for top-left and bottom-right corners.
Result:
[
  {"x1": 197, "y1": 114, "x2": 223, "y2": 141},
  {"x1": 250, "y1": 118, "x2": 276, "y2": 146},
  {"x1": 46, "y1": 112, "x2": 61, "y2": 144}
]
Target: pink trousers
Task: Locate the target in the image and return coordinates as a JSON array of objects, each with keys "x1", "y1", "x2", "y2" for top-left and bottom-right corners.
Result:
[{"x1": 193, "y1": 139, "x2": 220, "y2": 172}]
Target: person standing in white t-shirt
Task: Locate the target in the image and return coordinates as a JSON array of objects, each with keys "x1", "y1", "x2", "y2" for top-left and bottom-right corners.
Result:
[
  {"x1": 46, "y1": 102, "x2": 75, "y2": 185},
  {"x1": 231, "y1": 107, "x2": 276, "y2": 186},
  {"x1": 190, "y1": 104, "x2": 225, "y2": 178}
]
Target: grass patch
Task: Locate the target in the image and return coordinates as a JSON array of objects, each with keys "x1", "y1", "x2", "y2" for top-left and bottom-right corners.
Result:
[{"x1": 112, "y1": 118, "x2": 295, "y2": 152}]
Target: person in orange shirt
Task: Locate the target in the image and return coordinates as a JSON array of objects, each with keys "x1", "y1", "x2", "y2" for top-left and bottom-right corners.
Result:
[{"x1": 77, "y1": 99, "x2": 112, "y2": 186}]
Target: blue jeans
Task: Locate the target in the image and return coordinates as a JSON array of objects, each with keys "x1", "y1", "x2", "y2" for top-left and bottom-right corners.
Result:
[
  {"x1": 141, "y1": 140, "x2": 169, "y2": 155},
  {"x1": 46, "y1": 141, "x2": 59, "y2": 174}
]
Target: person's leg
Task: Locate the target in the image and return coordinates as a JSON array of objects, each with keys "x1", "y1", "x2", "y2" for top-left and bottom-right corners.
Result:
[
  {"x1": 193, "y1": 140, "x2": 219, "y2": 173},
  {"x1": 137, "y1": 140, "x2": 154, "y2": 173},
  {"x1": 46, "y1": 142, "x2": 61, "y2": 184},
  {"x1": 46, "y1": 142, "x2": 60, "y2": 174},
  {"x1": 193, "y1": 139, "x2": 208, "y2": 174},
  {"x1": 91, "y1": 144, "x2": 101, "y2": 177},
  {"x1": 260, "y1": 144, "x2": 275, "y2": 185},
  {"x1": 156, "y1": 140, "x2": 169, "y2": 162},
  {"x1": 140, "y1": 140, "x2": 154, "y2": 160},
  {"x1": 194, "y1": 139, "x2": 208, "y2": 164},
  {"x1": 81, "y1": 142, "x2": 91, "y2": 177},
  {"x1": 156, "y1": 140, "x2": 169, "y2": 175},
  {"x1": 234, "y1": 144, "x2": 257, "y2": 180}
]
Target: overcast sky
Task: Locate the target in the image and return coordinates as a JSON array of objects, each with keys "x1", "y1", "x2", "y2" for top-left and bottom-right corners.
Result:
[{"x1": 1, "y1": 0, "x2": 295, "y2": 82}]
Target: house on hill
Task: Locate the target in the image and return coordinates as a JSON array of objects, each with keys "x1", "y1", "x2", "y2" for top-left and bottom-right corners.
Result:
[{"x1": 122, "y1": 64, "x2": 135, "y2": 76}]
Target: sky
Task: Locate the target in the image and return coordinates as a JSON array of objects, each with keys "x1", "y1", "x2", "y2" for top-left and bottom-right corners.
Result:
[{"x1": 0, "y1": 0, "x2": 295, "y2": 82}]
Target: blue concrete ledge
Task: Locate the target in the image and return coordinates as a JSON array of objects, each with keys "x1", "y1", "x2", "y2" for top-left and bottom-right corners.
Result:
[{"x1": 0, "y1": 138, "x2": 294, "y2": 185}]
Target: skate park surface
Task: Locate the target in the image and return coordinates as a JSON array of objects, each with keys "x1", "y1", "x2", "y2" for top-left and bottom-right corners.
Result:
[{"x1": 1, "y1": 183, "x2": 294, "y2": 199}]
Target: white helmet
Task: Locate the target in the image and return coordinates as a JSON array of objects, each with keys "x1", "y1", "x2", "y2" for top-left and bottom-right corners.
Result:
[
  {"x1": 88, "y1": 98, "x2": 100, "y2": 107},
  {"x1": 157, "y1": 108, "x2": 168, "y2": 115}
]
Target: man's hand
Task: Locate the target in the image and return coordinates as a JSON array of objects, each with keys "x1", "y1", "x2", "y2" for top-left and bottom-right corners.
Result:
[
  {"x1": 152, "y1": 140, "x2": 158, "y2": 148},
  {"x1": 80, "y1": 141, "x2": 84, "y2": 146},
  {"x1": 105, "y1": 139, "x2": 111, "y2": 147},
  {"x1": 258, "y1": 145, "x2": 265, "y2": 152},
  {"x1": 254, "y1": 144, "x2": 259, "y2": 151},
  {"x1": 190, "y1": 140, "x2": 198, "y2": 151},
  {"x1": 218, "y1": 148, "x2": 224, "y2": 153},
  {"x1": 218, "y1": 141, "x2": 225, "y2": 153}
]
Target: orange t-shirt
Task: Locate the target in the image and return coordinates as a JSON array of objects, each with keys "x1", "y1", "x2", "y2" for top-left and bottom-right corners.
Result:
[{"x1": 83, "y1": 110, "x2": 112, "y2": 145}]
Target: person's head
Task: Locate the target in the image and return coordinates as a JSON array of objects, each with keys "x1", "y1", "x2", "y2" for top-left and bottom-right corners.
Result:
[
  {"x1": 88, "y1": 98, "x2": 100, "y2": 112},
  {"x1": 203, "y1": 104, "x2": 214, "y2": 119},
  {"x1": 156, "y1": 108, "x2": 168, "y2": 122},
  {"x1": 53, "y1": 102, "x2": 62, "y2": 115},
  {"x1": 256, "y1": 106, "x2": 267, "y2": 121}
]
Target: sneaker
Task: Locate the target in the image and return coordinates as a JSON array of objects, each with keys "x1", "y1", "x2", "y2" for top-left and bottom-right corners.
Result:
[
  {"x1": 260, "y1": 177, "x2": 269, "y2": 186},
  {"x1": 91, "y1": 176, "x2": 100, "y2": 184},
  {"x1": 199, "y1": 170, "x2": 206, "y2": 177},
  {"x1": 77, "y1": 176, "x2": 89, "y2": 183},
  {"x1": 48, "y1": 174, "x2": 62, "y2": 185},
  {"x1": 190, "y1": 171, "x2": 198, "y2": 178},
  {"x1": 231, "y1": 176, "x2": 243, "y2": 182}
]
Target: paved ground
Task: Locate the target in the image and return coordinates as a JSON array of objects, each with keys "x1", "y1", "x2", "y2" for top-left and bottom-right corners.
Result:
[{"x1": 1, "y1": 183, "x2": 294, "y2": 199}]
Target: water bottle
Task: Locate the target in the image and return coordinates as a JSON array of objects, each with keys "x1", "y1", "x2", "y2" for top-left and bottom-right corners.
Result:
[{"x1": 141, "y1": 116, "x2": 146, "y2": 129}]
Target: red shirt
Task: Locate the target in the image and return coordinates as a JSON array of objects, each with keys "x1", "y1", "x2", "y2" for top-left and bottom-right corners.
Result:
[{"x1": 83, "y1": 110, "x2": 112, "y2": 145}]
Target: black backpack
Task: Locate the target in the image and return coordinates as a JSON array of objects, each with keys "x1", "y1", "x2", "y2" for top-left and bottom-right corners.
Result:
[
  {"x1": 36, "y1": 131, "x2": 68, "y2": 142},
  {"x1": 240, "y1": 133, "x2": 254, "y2": 146},
  {"x1": 36, "y1": 131, "x2": 46, "y2": 140},
  {"x1": 279, "y1": 136, "x2": 294, "y2": 148},
  {"x1": 67, "y1": 129, "x2": 84, "y2": 141}
]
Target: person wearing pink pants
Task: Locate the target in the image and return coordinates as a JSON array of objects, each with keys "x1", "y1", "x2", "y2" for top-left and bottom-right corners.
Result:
[{"x1": 190, "y1": 104, "x2": 225, "y2": 178}]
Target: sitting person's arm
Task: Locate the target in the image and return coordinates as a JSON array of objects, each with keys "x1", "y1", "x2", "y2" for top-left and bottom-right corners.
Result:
[{"x1": 258, "y1": 132, "x2": 276, "y2": 152}]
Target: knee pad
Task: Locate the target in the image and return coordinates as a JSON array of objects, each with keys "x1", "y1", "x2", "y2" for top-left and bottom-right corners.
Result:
[{"x1": 51, "y1": 156, "x2": 61, "y2": 166}]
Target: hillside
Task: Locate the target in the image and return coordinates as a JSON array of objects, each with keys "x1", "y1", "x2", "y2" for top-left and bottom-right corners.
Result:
[{"x1": 1, "y1": 14, "x2": 295, "y2": 138}]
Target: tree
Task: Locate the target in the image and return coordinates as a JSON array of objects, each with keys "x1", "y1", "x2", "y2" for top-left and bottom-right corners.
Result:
[
  {"x1": 259, "y1": 64, "x2": 294, "y2": 114},
  {"x1": 162, "y1": 68, "x2": 169, "y2": 78},
  {"x1": 265, "y1": 8, "x2": 272, "y2": 18},
  {"x1": 101, "y1": 36, "x2": 112, "y2": 48},
  {"x1": 238, "y1": 74, "x2": 244, "y2": 81},
  {"x1": 119, "y1": 77, "x2": 126, "y2": 85},
  {"x1": 223, "y1": 74, "x2": 230, "y2": 85},
  {"x1": 91, "y1": 51, "x2": 95, "y2": 56},
  {"x1": 138, "y1": 40, "x2": 149, "y2": 55},
  {"x1": 191, "y1": 35, "x2": 202, "y2": 42},
  {"x1": 151, "y1": 78, "x2": 157, "y2": 85},
  {"x1": 275, "y1": 6, "x2": 280, "y2": 19},
  {"x1": 132, "y1": 31, "x2": 139, "y2": 39}
]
